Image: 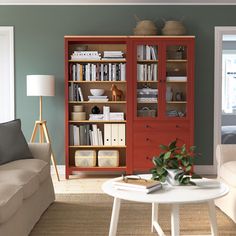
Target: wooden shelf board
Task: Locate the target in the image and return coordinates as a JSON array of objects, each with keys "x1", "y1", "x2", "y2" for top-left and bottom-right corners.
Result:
[
  {"x1": 137, "y1": 81, "x2": 158, "y2": 83},
  {"x1": 69, "y1": 145, "x2": 127, "y2": 148},
  {"x1": 69, "y1": 101, "x2": 126, "y2": 104},
  {"x1": 137, "y1": 60, "x2": 158, "y2": 63},
  {"x1": 69, "y1": 60, "x2": 126, "y2": 63},
  {"x1": 167, "y1": 101, "x2": 187, "y2": 104},
  {"x1": 166, "y1": 59, "x2": 187, "y2": 63},
  {"x1": 69, "y1": 166, "x2": 127, "y2": 171},
  {"x1": 137, "y1": 101, "x2": 158, "y2": 104},
  {"x1": 166, "y1": 81, "x2": 187, "y2": 83},
  {"x1": 69, "y1": 120, "x2": 126, "y2": 123},
  {"x1": 68, "y1": 80, "x2": 126, "y2": 83}
]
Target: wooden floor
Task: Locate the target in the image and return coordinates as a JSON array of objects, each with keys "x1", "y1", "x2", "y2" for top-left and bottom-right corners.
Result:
[
  {"x1": 52, "y1": 173, "x2": 216, "y2": 194},
  {"x1": 51, "y1": 173, "x2": 118, "y2": 194}
]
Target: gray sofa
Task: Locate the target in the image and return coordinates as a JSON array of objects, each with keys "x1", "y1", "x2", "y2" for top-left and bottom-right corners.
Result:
[{"x1": 0, "y1": 143, "x2": 55, "y2": 236}]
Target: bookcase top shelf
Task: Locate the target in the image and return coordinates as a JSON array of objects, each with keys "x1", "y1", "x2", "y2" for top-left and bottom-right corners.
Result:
[
  {"x1": 68, "y1": 81, "x2": 126, "y2": 83},
  {"x1": 69, "y1": 60, "x2": 126, "y2": 63},
  {"x1": 69, "y1": 120, "x2": 126, "y2": 123},
  {"x1": 69, "y1": 166, "x2": 127, "y2": 172},
  {"x1": 166, "y1": 59, "x2": 188, "y2": 63},
  {"x1": 69, "y1": 101, "x2": 126, "y2": 104}
]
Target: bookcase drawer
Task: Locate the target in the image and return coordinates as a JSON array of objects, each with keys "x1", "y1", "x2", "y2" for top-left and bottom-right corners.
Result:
[{"x1": 133, "y1": 122, "x2": 189, "y2": 132}]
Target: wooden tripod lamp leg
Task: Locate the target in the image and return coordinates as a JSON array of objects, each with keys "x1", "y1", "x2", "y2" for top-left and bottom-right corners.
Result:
[
  {"x1": 42, "y1": 123, "x2": 60, "y2": 181},
  {"x1": 30, "y1": 122, "x2": 39, "y2": 143}
]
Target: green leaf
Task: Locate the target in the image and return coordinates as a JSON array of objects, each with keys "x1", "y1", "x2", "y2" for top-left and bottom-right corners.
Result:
[
  {"x1": 169, "y1": 140, "x2": 177, "y2": 150},
  {"x1": 164, "y1": 151, "x2": 171, "y2": 160},
  {"x1": 181, "y1": 144, "x2": 186, "y2": 154},
  {"x1": 185, "y1": 165, "x2": 192, "y2": 172},
  {"x1": 153, "y1": 157, "x2": 163, "y2": 167},
  {"x1": 160, "y1": 144, "x2": 168, "y2": 150},
  {"x1": 181, "y1": 157, "x2": 189, "y2": 167},
  {"x1": 167, "y1": 159, "x2": 179, "y2": 169}
]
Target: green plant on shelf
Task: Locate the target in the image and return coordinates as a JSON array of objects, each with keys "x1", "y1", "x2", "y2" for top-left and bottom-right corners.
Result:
[{"x1": 151, "y1": 139, "x2": 201, "y2": 185}]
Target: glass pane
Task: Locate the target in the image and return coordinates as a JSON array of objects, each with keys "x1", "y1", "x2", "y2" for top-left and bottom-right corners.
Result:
[
  {"x1": 166, "y1": 45, "x2": 187, "y2": 118},
  {"x1": 136, "y1": 44, "x2": 158, "y2": 118}
]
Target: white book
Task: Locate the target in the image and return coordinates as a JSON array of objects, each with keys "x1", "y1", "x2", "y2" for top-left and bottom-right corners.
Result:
[
  {"x1": 98, "y1": 130, "x2": 103, "y2": 146},
  {"x1": 146, "y1": 45, "x2": 151, "y2": 60},
  {"x1": 148, "y1": 64, "x2": 151, "y2": 81},
  {"x1": 111, "y1": 124, "x2": 119, "y2": 145},
  {"x1": 121, "y1": 64, "x2": 126, "y2": 81},
  {"x1": 87, "y1": 63, "x2": 91, "y2": 81},
  {"x1": 118, "y1": 124, "x2": 126, "y2": 145},
  {"x1": 72, "y1": 64, "x2": 76, "y2": 81},
  {"x1": 78, "y1": 87, "x2": 84, "y2": 101},
  {"x1": 112, "y1": 64, "x2": 116, "y2": 81},
  {"x1": 144, "y1": 64, "x2": 147, "y2": 81},
  {"x1": 108, "y1": 63, "x2": 112, "y2": 81},
  {"x1": 103, "y1": 106, "x2": 110, "y2": 120},
  {"x1": 73, "y1": 126, "x2": 80, "y2": 145},
  {"x1": 153, "y1": 64, "x2": 157, "y2": 81},
  {"x1": 100, "y1": 64, "x2": 104, "y2": 81},
  {"x1": 76, "y1": 64, "x2": 80, "y2": 81},
  {"x1": 92, "y1": 124, "x2": 99, "y2": 146},
  {"x1": 150, "y1": 46, "x2": 157, "y2": 60},
  {"x1": 137, "y1": 45, "x2": 144, "y2": 60},
  {"x1": 104, "y1": 123, "x2": 112, "y2": 146}
]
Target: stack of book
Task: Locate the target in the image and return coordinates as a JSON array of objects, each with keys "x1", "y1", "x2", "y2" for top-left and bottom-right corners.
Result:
[
  {"x1": 71, "y1": 51, "x2": 101, "y2": 60},
  {"x1": 102, "y1": 51, "x2": 125, "y2": 60},
  {"x1": 88, "y1": 95, "x2": 108, "y2": 102},
  {"x1": 113, "y1": 176, "x2": 162, "y2": 194},
  {"x1": 89, "y1": 114, "x2": 104, "y2": 120},
  {"x1": 137, "y1": 45, "x2": 158, "y2": 60}
]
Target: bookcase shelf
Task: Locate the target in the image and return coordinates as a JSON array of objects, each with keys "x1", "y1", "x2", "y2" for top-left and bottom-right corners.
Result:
[
  {"x1": 68, "y1": 81, "x2": 126, "y2": 83},
  {"x1": 69, "y1": 166, "x2": 126, "y2": 172},
  {"x1": 69, "y1": 60, "x2": 126, "y2": 63},
  {"x1": 68, "y1": 120, "x2": 126, "y2": 123},
  {"x1": 69, "y1": 145, "x2": 127, "y2": 148},
  {"x1": 69, "y1": 101, "x2": 126, "y2": 104}
]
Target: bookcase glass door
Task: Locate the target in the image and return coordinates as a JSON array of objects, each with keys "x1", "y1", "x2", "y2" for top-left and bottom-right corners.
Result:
[
  {"x1": 165, "y1": 44, "x2": 188, "y2": 118},
  {"x1": 136, "y1": 44, "x2": 159, "y2": 118}
]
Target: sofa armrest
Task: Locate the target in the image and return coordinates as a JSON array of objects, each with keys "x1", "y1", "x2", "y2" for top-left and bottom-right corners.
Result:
[
  {"x1": 28, "y1": 143, "x2": 51, "y2": 163},
  {"x1": 216, "y1": 144, "x2": 236, "y2": 166}
]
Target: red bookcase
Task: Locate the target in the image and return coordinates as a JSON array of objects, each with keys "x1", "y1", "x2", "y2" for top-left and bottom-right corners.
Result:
[{"x1": 64, "y1": 36, "x2": 195, "y2": 179}]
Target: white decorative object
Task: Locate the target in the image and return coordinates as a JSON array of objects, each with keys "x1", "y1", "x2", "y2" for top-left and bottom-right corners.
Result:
[
  {"x1": 102, "y1": 174, "x2": 229, "y2": 236},
  {"x1": 166, "y1": 86, "x2": 173, "y2": 101},
  {"x1": 90, "y1": 89, "x2": 105, "y2": 96}
]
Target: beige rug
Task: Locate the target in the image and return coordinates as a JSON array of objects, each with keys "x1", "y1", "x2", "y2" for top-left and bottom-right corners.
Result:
[{"x1": 30, "y1": 194, "x2": 236, "y2": 236}]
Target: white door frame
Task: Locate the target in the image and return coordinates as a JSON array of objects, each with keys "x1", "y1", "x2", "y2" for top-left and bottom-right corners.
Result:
[
  {"x1": 0, "y1": 26, "x2": 14, "y2": 122},
  {"x1": 213, "y1": 27, "x2": 236, "y2": 175}
]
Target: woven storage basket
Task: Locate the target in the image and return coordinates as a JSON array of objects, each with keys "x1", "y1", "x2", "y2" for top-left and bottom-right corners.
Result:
[
  {"x1": 162, "y1": 21, "x2": 186, "y2": 36},
  {"x1": 137, "y1": 107, "x2": 156, "y2": 117},
  {"x1": 133, "y1": 20, "x2": 157, "y2": 36}
]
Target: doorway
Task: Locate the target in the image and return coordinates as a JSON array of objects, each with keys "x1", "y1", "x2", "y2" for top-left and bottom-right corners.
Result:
[{"x1": 214, "y1": 27, "x2": 236, "y2": 174}]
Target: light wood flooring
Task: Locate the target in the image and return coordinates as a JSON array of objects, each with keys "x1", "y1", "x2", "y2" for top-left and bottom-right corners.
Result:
[{"x1": 52, "y1": 173, "x2": 216, "y2": 194}]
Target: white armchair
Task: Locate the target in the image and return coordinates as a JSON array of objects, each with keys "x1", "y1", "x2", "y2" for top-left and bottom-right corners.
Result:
[{"x1": 215, "y1": 144, "x2": 236, "y2": 223}]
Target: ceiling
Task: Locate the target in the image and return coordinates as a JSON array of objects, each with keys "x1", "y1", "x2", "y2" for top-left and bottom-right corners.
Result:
[{"x1": 1, "y1": 0, "x2": 236, "y2": 5}]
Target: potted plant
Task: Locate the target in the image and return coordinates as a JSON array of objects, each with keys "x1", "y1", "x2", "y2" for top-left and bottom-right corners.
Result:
[{"x1": 151, "y1": 139, "x2": 201, "y2": 185}]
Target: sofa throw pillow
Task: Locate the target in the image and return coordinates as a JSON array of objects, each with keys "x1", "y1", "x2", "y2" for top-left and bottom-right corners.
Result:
[{"x1": 0, "y1": 119, "x2": 33, "y2": 165}]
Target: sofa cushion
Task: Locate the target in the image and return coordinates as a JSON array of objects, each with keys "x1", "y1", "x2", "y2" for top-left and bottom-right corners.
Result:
[
  {"x1": 0, "y1": 119, "x2": 33, "y2": 165},
  {"x1": 0, "y1": 169, "x2": 39, "y2": 199},
  {"x1": 219, "y1": 161, "x2": 236, "y2": 187},
  {"x1": 0, "y1": 159, "x2": 49, "y2": 184},
  {"x1": 0, "y1": 184, "x2": 23, "y2": 224}
]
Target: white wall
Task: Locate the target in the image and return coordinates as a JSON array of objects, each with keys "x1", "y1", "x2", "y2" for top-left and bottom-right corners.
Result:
[{"x1": 0, "y1": 26, "x2": 14, "y2": 122}]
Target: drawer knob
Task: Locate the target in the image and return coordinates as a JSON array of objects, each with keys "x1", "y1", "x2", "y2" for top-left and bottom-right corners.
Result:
[
  {"x1": 146, "y1": 156, "x2": 149, "y2": 160},
  {"x1": 146, "y1": 125, "x2": 150, "y2": 128},
  {"x1": 146, "y1": 138, "x2": 150, "y2": 141},
  {"x1": 176, "y1": 125, "x2": 180, "y2": 128}
]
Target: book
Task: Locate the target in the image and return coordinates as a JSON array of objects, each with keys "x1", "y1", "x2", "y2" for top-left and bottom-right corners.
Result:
[
  {"x1": 113, "y1": 176, "x2": 162, "y2": 194},
  {"x1": 113, "y1": 183, "x2": 162, "y2": 194}
]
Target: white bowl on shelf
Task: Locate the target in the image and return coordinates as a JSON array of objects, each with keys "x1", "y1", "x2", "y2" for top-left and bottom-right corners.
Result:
[{"x1": 90, "y1": 89, "x2": 105, "y2": 96}]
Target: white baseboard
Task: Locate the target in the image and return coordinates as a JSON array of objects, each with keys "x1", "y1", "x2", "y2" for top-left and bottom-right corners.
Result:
[{"x1": 51, "y1": 165, "x2": 217, "y2": 176}]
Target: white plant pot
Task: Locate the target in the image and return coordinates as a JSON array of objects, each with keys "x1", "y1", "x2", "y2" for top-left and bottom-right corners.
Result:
[{"x1": 166, "y1": 169, "x2": 184, "y2": 186}]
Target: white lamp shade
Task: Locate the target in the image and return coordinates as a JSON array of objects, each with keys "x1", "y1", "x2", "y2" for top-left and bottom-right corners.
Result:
[{"x1": 27, "y1": 75, "x2": 55, "y2": 96}]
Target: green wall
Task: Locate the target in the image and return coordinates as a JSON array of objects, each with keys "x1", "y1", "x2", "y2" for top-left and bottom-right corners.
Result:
[{"x1": 0, "y1": 5, "x2": 235, "y2": 165}]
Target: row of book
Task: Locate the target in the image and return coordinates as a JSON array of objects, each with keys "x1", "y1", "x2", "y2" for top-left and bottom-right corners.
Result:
[
  {"x1": 70, "y1": 124, "x2": 103, "y2": 146},
  {"x1": 69, "y1": 84, "x2": 84, "y2": 101},
  {"x1": 70, "y1": 123, "x2": 126, "y2": 146},
  {"x1": 137, "y1": 64, "x2": 158, "y2": 82},
  {"x1": 137, "y1": 45, "x2": 158, "y2": 61},
  {"x1": 70, "y1": 63, "x2": 126, "y2": 82}
]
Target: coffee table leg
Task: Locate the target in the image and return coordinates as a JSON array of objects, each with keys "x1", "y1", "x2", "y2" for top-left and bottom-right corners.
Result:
[
  {"x1": 109, "y1": 197, "x2": 121, "y2": 236},
  {"x1": 208, "y1": 200, "x2": 218, "y2": 236},
  {"x1": 171, "y1": 204, "x2": 180, "y2": 236},
  {"x1": 151, "y1": 203, "x2": 158, "y2": 232}
]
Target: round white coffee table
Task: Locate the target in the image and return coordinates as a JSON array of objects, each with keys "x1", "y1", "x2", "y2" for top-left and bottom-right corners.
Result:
[{"x1": 102, "y1": 174, "x2": 229, "y2": 236}]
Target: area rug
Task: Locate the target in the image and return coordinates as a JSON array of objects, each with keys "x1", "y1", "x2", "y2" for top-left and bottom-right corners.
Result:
[{"x1": 30, "y1": 193, "x2": 236, "y2": 236}]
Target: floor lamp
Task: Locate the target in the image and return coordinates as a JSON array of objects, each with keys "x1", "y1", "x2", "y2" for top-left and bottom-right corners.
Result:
[{"x1": 27, "y1": 75, "x2": 60, "y2": 181}]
